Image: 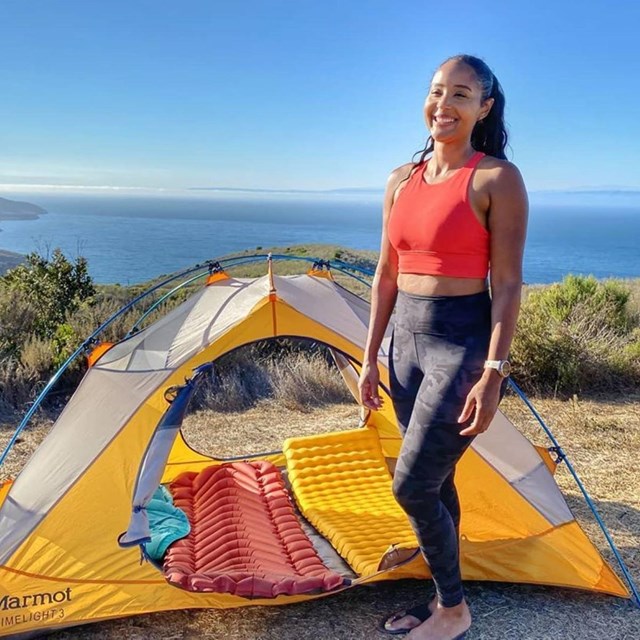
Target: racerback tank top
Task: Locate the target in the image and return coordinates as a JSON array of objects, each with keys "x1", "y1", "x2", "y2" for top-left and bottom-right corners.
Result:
[{"x1": 388, "y1": 151, "x2": 490, "y2": 278}]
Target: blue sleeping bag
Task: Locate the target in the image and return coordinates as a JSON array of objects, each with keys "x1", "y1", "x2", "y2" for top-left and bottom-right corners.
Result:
[{"x1": 145, "y1": 485, "x2": 191, "y2": 561}]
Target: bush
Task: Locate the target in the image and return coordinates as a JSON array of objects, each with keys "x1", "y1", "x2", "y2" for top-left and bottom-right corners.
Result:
[
  {"x1": 532, "y1": 275, "x2": 632, "y2": 332},
  {"x1": 0, "y1": 288, "x2": 38, "y2": 358},
  {"x1": 511, "y1": 275, "x2": 640, "y2": 396},
  {"x1": 0, "y1": 358, "x2": 39, "y2": 413},
  {"x1": 3, "y1": 249, "x2": 95, "y2": 339},
  {"x1": 0, "y1": 249, "x2": 99, "y2": 410},
  {"x1": 0, "y1": 249, "x2": 203, "y2": 411}
]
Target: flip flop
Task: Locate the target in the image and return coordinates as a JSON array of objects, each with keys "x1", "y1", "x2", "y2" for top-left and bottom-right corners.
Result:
[{"x1": 379, "y1": 601, "x2": 432, "y2": 635}]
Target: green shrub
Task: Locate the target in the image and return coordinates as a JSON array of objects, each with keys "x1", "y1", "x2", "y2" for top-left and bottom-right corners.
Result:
[
  {"x1": 52, "y1": 323, "x2": 77, "y2": 369},
  {"x1": 0, "y1": 249, "x2": 99, "y2": 410},
  {"x1": 622, "y1": 328, "x2": 640, "y2": 361},
  {"x1": 0, "y1": 288, "x2": 38, "y2": 358},
  {"x1": 511, "y1": 275, "x2": 640, "y2": 396},
  {"x1": 0, "y1": 249, "x2": 201, "y2": 411},
  {"x1": 0, "y1": 359, "x2": 39, "y2": 413},
  {"x1": 3, "y1": 249, "x2": 95, "y2": 339},
  {"x1": 532, "y1": 275, "x2": 632, "y2": 332}
]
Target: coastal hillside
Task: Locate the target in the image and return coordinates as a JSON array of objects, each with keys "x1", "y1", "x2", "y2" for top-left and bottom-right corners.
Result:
[
  {"x1": 0, "y1": 245, "x2": 639, "y2": 417},
  {"x1": 0, "y1": 249, "x2": 24, "y2": 273},
  {"x1": 0, "y1": 197, "x2": 45, "y2": 275},
  {"x1": 0, "y1": 196, "x2": 47, "y2": 221}
]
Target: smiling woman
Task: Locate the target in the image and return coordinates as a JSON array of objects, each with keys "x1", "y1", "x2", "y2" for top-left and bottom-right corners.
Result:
[
  {"x1": 359, "y1": 54, "x2": 528, "y2": 640},
  {"x1": 418, "y1": 55, "x2": 508, "y2": 164}
]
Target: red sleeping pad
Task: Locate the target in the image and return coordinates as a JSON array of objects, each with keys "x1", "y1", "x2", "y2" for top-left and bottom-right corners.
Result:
[{"x1": 164, "y1": 461, "x2": 345, "y2": 597}]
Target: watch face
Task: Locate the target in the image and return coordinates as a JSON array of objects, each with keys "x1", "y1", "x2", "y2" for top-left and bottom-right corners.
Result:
[{"x1": 499, "y1": 361, "x2": 512, "y2": 377}]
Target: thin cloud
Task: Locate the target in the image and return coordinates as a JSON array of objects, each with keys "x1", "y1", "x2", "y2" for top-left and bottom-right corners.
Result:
[{"x1": 0, "y1": 183, "x2": 170, "y2": 193}]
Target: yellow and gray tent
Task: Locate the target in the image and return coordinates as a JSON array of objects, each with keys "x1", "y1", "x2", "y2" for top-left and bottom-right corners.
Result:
[{"x1": 0, "y1": 255, "x2": 636, "y2": 638}]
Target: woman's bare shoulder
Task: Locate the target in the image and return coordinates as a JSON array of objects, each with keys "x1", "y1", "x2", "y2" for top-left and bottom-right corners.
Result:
[
  {"x1": 385, "y1": 162, "x2": 418, "y2": 206},
  {"x1": 388, "y1": 161, "x2": 417, "y2": 183},
  {"x1": 477, "y1": 156, "x2": 524, "y2": 186}
]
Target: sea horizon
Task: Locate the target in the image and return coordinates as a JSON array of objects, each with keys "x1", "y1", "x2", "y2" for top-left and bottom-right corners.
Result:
[{"x1": 0, "y1": 190, "x2": 639, "y2": 286}]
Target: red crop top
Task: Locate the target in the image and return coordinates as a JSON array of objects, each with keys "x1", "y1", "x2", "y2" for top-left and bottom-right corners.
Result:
[{"x1": 388, "y1": 151, "x2": 490, "y2": 279}]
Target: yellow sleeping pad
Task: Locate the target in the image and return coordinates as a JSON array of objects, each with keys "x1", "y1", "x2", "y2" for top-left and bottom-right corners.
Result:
[{"x1": 283, "y1": 428, "x2": 417, "y2": 576}]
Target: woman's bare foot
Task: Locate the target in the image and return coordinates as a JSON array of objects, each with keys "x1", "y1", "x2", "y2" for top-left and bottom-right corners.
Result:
[
  {"x1": 406, "y1": 599, "x2": 471, "y2": 640},
  {"x1": 383, "y1": 595, "x2": 438, "y2": 633}
]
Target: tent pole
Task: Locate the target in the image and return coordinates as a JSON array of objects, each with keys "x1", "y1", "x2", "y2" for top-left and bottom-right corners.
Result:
[
  {"x1": 124, "y1": 254, "x2": 375, "y2": 338},
  {"x1": 216, "y1": 253, "x2": 375, "y2": 279},
  {"x1": 0, "y1": 261, "x2": 216, "y2": 468},
  {"x1": 126, "y1": 270, "x2": 208, "y2": 337},
  {"x1": 508, "y1": 379, "x2": 640, "y2": 608},
  {"x1": 1, "y1": 254, "x2": 375, "y2": 469}
]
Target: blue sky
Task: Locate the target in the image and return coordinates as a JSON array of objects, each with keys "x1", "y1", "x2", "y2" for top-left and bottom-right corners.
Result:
[{"x1": 1, "y1": 0, "x2": 639, "y2": 193}]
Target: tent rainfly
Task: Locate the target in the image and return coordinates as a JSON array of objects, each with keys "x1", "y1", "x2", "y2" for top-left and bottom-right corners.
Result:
[{"x1": 0, "y1": 255, "x2": 637, "y2": 638}]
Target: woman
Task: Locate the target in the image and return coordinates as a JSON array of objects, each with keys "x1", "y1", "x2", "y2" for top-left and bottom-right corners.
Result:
[{"x1": 358, "y1": 55, "x2": 528, "y2": 640}]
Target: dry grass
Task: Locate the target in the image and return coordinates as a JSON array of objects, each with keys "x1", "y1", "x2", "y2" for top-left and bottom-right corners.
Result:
[
  {"x1": 182, "y1": 401, "x2": 361, "y2": 459},
  {"x1": 1, "y1": 392, "x2": 639, "y2": 639},
  {"x1": 193, "y1": 344, "x2": 353, "y2": 415}
]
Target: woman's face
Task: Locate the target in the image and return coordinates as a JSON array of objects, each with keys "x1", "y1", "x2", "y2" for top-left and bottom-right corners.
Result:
[{"x1": 424, "y1": 60, "x2": 494, "y2": 144}]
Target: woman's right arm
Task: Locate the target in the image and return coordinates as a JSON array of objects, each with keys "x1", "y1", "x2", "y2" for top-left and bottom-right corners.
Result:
[{"x1": 359, "y1": 163, "x2": 413, "y2": 410}]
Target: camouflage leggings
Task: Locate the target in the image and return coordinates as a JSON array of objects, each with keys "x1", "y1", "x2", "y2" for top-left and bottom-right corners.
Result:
[{"x1": 389, "y1": 289, "x2": 495, "y2": 608}]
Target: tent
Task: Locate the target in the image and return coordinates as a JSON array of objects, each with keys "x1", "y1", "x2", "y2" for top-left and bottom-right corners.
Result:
[{"x1": 0, "y1": 255, "x2": 637, "y2": 638}]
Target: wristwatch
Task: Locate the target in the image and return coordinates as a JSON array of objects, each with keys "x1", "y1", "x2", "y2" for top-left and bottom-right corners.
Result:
[{"x1": 484, "y1": 359, "x2": 512, "y2": 378}]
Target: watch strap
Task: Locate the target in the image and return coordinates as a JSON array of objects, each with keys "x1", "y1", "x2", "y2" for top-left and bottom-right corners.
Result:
[{"x1": 484, "y1": 359, "x2": 511, "y2": 378}]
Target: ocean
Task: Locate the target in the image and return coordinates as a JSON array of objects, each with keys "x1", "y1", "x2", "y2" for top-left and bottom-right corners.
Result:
[{"x1": 0, "y1": 191, "x2": 638, "y2": 285}]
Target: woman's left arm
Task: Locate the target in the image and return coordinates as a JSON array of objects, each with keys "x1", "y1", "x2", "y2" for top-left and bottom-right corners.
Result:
[{"x1": 459, "y1": 162, "x2": 529, "y2": 436}]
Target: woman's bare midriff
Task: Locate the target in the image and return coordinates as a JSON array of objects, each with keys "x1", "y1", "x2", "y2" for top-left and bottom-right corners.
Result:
[{"x1": 397, "y1": 273, "x2": 488, "y2": 297}]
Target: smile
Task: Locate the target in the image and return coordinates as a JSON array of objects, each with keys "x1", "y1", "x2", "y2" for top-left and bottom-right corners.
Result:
[{"x1": 434, "y1": 115, "x2": 457, "y2": 124}]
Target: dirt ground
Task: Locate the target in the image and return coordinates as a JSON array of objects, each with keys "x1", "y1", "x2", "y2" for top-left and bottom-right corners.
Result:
[{"x1": 1, "y1": 393, "x2": 639, "y2": 639}]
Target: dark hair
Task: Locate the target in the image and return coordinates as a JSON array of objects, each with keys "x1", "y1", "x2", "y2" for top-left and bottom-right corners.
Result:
[{"x1": 413, "y1": 54, "x2": 508, "y2": 162}]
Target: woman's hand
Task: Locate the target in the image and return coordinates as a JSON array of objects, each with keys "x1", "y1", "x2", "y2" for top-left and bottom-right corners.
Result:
[
  {"x1": 458, "y1": 372, "x2": 503, "y2": 436},
  {"x1": 358, "y1": 361, "x2": 383, "y2": 411}
]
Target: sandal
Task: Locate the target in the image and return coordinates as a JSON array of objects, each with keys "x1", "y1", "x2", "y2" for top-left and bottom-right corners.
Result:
[{"x1": 379, "y1": 602, "x2": 433, "y2": 635}]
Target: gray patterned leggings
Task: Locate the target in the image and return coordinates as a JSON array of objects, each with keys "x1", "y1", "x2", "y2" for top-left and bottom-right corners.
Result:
[{"x1": 389, "y1": 289, "x2": 498, "y2": 608}]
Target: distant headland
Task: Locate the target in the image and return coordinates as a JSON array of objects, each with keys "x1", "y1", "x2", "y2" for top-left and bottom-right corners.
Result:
[
  {"x1": 0, "y1": 197, "x2": 44, "y2": 273},
  {"x1": 0, "y1": 248, "x2": 24, "y2": 273},
  {"x1": 0, "y1": 196, "x2": 47, "y2": 222}
]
